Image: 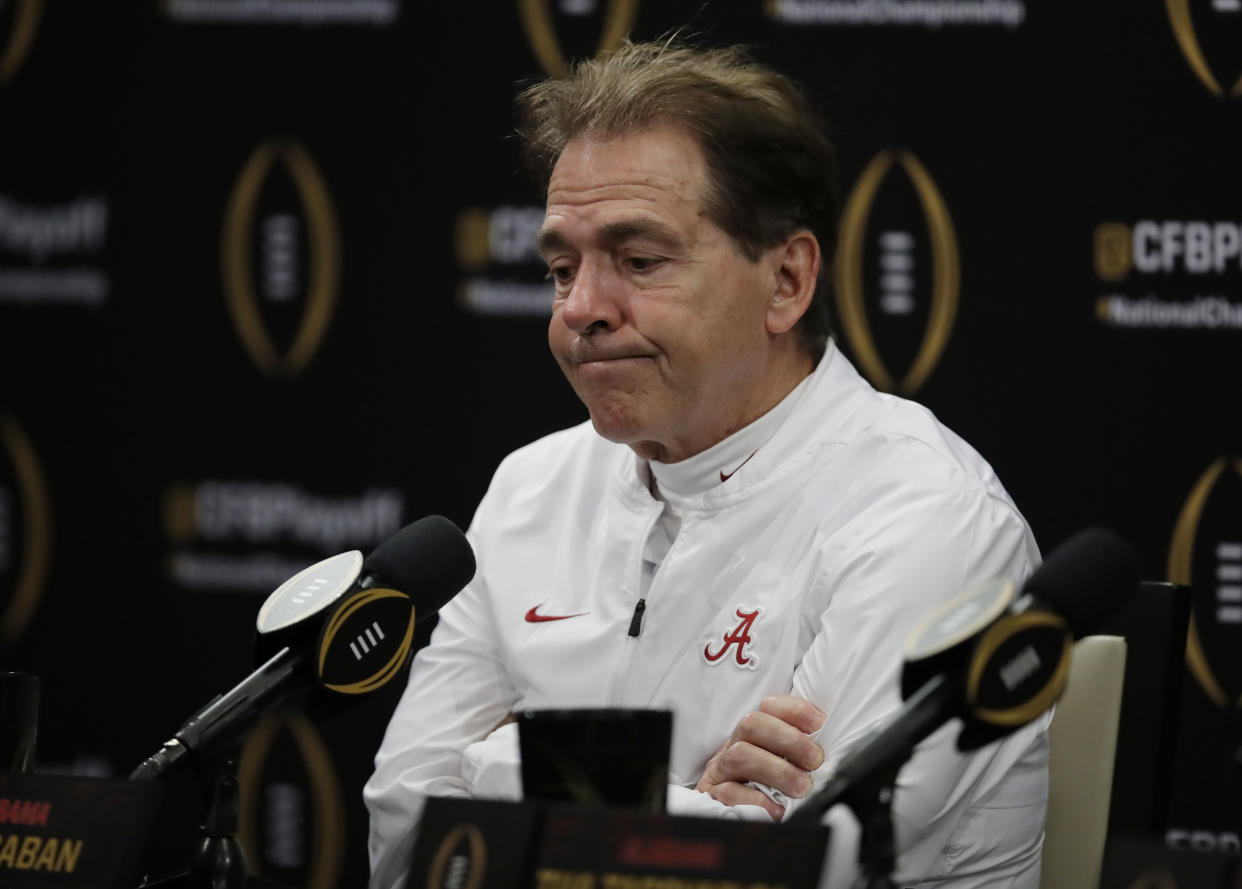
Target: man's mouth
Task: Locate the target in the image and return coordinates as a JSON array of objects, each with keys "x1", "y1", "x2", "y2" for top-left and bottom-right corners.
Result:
[
  {"x1": 570, "y1": 348, "x2": 651, "y2": 366},
  {"x1": 580, "y1": 354, "x2": 639, "y2": 364}
]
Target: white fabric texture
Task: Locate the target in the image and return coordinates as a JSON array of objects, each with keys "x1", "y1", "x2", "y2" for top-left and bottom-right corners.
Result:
[{"x1": 364, "y1": 342, "x2": 1049, "y2": 889}]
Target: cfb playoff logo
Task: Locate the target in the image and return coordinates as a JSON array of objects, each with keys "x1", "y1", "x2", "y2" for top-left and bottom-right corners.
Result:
[
  {"x1": 1095, "y1": 220, "x2": 1242, "y2": 282},
  {"x1": 517, "y1": 0, "x2": 638, "y2": 76},
  {"x1": 427, "y1": 823, "x2": 487, "y2": 889},
  {"x1": 1168, "y1": 458, "x2": 1242, "y2": 708},
  {"x1": 835, "y1": 150, "x2": 960, "y2": 395},
  {"x1": 455, "y1": 205, "x2": 544, "y2": 271},
  {"x1": 0, "y1": 0, "x2": 42, "y2": 87},
  {"x1": 454, "y1": 205, "x2": 559, "y2": 316},
  {"x1": 221, "y1": 139, "x2": 341, "y2": 379},
  {"x1": 1165, "y1": 0, "x2": 1242, "y2": 98},
  {"x1": 0, "y1": 415, "x2": 51, "y2": 648},
  {"x1": 239, "y1": 710, "x2": 344, "y2": 889}
]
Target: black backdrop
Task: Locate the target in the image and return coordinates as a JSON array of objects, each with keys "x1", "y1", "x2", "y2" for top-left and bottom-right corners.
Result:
[{"x1": 2, "y1": 1, "x2": 1240, "y2": 886}]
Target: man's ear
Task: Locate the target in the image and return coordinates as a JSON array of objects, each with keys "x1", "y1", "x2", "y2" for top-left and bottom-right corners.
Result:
[{"x1": 766, "y1": 230, "x2": 821, "y2": 336}]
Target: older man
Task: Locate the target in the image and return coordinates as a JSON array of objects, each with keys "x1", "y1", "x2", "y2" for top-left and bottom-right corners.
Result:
[{"x1": 366, "y1": 41, "x2": 1047, "y2": 889}]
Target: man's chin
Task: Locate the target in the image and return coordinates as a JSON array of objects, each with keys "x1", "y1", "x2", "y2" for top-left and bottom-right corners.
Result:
[
  {"x1": 587, "y1": 411, "x2": 639, "y2": 445},
  {"x1": 586, "y1": 415, "x2": 669, "y2": 461}
]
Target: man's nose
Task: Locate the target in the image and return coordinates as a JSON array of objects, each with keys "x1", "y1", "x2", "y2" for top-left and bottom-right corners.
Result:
[{"x1": 559, "y1": 260, "x2": 622, "y2": 335}]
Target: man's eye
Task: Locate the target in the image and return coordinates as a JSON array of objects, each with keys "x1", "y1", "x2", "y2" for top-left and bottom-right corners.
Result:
[
  {"x1": 627, "y1": 256, "x2": 660, "y2": 272},
  {"x1": 546, "y1": 266, "x2": 574, "y2": 284}
]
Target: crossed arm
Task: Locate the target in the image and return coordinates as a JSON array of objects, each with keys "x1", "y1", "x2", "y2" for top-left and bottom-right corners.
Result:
[{"x1": 695, "y1": 693, "x2": 826, "y2": 821}]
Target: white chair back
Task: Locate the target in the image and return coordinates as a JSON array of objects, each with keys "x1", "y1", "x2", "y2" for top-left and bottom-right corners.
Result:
[{"x1": 1040, "y1": 635, "x2": 1127, "y2": 889}]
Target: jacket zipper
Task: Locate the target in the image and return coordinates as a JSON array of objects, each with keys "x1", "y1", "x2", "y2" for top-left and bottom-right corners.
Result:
[
  {"x1": 607, "y1": 506, "x2": 664, "y2": 705},
  {"x1": 627, "y1": 599, "x2": 647, "y2": 637}
]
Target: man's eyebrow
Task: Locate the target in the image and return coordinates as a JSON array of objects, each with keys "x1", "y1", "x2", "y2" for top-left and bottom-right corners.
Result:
[
  {"x1": 536, "y1": 227, "x2": 568, "y2": 254},
  {"x1": 536, "y1": 218, "x2": 685, "y2": 255},
  {"x1": 597, "y1": 219, "x2": 683, "y2": 248}
]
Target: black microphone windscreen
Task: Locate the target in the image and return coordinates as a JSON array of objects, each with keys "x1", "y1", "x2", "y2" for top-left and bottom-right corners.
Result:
[
  {"x1": 1022, "y1": 527, "x2": 1139, "y2": 637},
  {"x1": 363, "y1": 516, "x2": 477, "y2": 620}
]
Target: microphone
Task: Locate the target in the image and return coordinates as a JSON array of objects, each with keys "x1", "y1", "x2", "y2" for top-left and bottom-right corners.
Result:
[
  {"x1": 131, "y1": 515, "x2": 475, "y2": 780},
  {"x1": 788, "y1": 527, "x2": 1138, "y2": 823}
]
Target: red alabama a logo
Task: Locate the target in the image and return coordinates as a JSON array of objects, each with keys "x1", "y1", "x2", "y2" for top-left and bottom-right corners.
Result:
[{"x1": 704, "y1": 607, "x2": 760, "y2": 669}]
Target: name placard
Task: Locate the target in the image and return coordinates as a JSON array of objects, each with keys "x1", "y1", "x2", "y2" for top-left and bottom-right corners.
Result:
[
  {"x1": 0, "y1": 771, "x2": 162, "y2": 889},
  {"x1": 412, "y1": 798, "x2": 829, "y2": 889}
]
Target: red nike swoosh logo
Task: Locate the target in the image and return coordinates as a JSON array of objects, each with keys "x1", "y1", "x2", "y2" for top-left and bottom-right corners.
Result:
[
  {"x1": 720, "y1": 449, "x2": 758, "y2": 483},
  {"x1": 525, "y1": 605, "x2": 588, "y2": 623}
]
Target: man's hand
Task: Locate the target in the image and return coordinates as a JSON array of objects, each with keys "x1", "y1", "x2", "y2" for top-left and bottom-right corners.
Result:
[{"x1": 695, "y1": 694, "x2": 826, "y2": 821}]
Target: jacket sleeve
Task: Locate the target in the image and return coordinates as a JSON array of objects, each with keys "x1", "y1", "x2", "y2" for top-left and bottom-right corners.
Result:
[
  {"x1": 363, "y1": 513, "x2": 519, "y2": 889},
  {"x1": 784, "y1": 486, "x2": 1048, "y2": 886}
]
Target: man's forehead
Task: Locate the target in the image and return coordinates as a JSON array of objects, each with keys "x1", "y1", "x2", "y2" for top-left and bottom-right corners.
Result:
[
  {"x1": 536, "y1": 216, "x2": 686, "y2": 254},
  {"x1": 539, "y1": 126, "x2": 709, "y2": 248},
  {"x1": 547, "y1": 125, "x2": 707, "y2": 201}
]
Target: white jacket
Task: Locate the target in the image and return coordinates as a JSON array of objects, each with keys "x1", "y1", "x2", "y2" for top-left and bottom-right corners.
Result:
[{"x1": 366, "y1": 343, "x2": 1048, "y2": 889}]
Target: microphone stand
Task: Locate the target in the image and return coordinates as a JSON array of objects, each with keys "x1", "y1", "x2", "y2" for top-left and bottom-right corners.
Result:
[
  {"x1": 790, "y1": 677, "x2": 958, "y2": 888},
  {"x1": 800, "y1": 759, "x2": 902, "y2": 889},
  {"x1": 137, "y1": 757, "x2": 293, "y2": 889},
  {"x1": 844, "y1": 767, "x2": 900, "y2": 889}
]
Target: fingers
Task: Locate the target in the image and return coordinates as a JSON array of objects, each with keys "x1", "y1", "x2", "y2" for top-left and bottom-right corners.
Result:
[
  {"x1": 704, "y1": 779, "x2": 786, "y2": 821},
  {"x1": 733, "y1": 706, "x2": 825, "y2": 773},
  {"x1": 716, "y1": 738, "x2": 815, "y2": 796},
  {"x1": 695, "y1": 735, "x2": 793, "y2": 818},
  {"x1": 694, "y1": 694, "x2": 828, "y2": 818},
  {"x1": 700, "y1": 730, "x2": 824, "y2": 804},
  {"x1": 760, "y1": 694, "x2": 827, "y2": 736}
]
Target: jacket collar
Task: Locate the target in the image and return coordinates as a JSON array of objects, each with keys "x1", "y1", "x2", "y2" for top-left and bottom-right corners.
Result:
[{"x1": 612, "y1": 340, "x2": 879, "y2": 510}]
